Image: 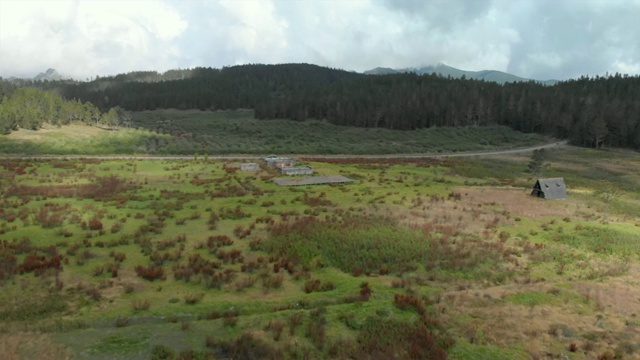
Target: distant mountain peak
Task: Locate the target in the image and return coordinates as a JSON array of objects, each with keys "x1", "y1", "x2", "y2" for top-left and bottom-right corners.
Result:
[
  {"x1": 34, "y1": 68, "x2": 65, "y2": 81},
  {"x1": 362, "y1": 67, "x2": 400, "y2": 75}
]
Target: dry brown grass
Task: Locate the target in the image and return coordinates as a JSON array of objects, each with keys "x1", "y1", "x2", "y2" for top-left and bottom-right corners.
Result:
[
  {"x1": 457, "y1": 186, "x2": 574, "y2": 218},
  {"x1": 436, "y1": 266, "x2": 640, "y2": 358},
  {"x1": 0, "y1": 334, "x2": 70, "y2": 360},
  {"x1": 7, "y1": 123, "x2": 106, "y2": 140},
  {"x1": 574, "y1": 264, "x2": 640, "y2": 317}
]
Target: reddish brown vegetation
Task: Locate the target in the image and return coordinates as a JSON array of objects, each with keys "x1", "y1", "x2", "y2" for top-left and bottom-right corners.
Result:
[
  {"x1": 298, "y1": 192, "x2": 334, "y2": 207},
  {"x1": 303, "y1": 279, "x2": 336, "y2": 293},
  {"x1": 359, "y1": 282, "x2": 372, "y2": 301},
  {"x1": 135, "y1": 265, "x2": 166, "y2": 281},
  {"x1": 4, "y1": 175, "x2": 137, "y2": 201},
  {"x1": 17, "y1": 249, "x2": 63, "y2": 276},
  {"x1": 200, "y1": 235, "x2": 233, "y2": 252},
  {"x1": 88, "y1": 217, "x2": 103, "y2": 231},
  {"x1": 0, "y1": 248, "x2": 17, "y2": 280},
  {"x1": 216, "y1": 249, "x2": 244, "y2": 264},
  {"x1": 394, "y1": 293, "x2": 427, "y2": 315},
  {"x1": 33, "y1": 204, "x2": 70, "y2": 228},
  {"x1": 172, "y1": 253, "x2": 229, "y2": 286}
]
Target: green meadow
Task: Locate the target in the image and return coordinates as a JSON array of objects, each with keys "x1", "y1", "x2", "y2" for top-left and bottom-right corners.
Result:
[
  {"x1": 1, "y1": 142, "x2": 639, "y2": 359},
  {"x1": 0, "y1": 109, "x2": 551, "y2": 155}
]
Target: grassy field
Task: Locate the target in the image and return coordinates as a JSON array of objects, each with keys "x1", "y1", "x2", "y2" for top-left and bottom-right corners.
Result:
[
  {"x1": 0, "y1": 109, "x2": 552, "y2": 155},
  {"x1": 0, "y1": 144, "x2": 639, "y2": 359}
]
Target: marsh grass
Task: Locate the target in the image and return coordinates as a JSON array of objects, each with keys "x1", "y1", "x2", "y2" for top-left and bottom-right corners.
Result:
[{"x1": 0, "y1": 146, "x2": 638, "y2": 359}]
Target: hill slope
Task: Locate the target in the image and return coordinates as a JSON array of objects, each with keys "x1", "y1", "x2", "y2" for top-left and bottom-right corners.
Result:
[{"x1": 364, "y1": 63, "x2": 558, "y2": 85}]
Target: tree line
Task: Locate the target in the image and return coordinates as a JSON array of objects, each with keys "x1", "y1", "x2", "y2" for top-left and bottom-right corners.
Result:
[
  {"x1": 2, "y1": 63, "x2": 640, "y2": 149},
  {"x1": 0, "y1": 87, "x2": 122, "y2": 134}
]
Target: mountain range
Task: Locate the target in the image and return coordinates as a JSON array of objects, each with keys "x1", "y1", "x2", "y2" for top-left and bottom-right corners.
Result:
[
  {"x1": 8, "y1": 65, "x2": 558, "y2": 85},
  {"x1": 363, "y1": 63, "x2": 558, "y2": 85}
]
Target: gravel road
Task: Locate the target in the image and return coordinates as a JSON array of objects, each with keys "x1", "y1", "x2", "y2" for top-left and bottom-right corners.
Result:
[{"x1": 0, "y1": 141, "x2": 569, "y2": 161}]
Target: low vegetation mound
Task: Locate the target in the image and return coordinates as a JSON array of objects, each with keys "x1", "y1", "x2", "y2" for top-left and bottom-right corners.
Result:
[{"x1": 265, "y1": 215, "x2": 515, "y2": 281}]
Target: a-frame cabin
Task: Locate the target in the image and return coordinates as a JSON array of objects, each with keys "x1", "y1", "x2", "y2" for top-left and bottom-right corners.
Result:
[{"x1": 531, "y1": 178, "x2": 567, "y2": 199}]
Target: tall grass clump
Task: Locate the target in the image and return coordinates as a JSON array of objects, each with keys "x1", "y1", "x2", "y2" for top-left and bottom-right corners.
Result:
[
  {"x1": 265, "y1": 215, "x2": 428, "y2": 274},
  {"x1": 266, "y1": 215, "x2": 515, "y2": 281}
]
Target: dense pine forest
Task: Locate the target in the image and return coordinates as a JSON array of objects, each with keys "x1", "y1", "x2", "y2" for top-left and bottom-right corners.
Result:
[{"x1": 2, "y1": 63, "x2": 640, "y2": 149}]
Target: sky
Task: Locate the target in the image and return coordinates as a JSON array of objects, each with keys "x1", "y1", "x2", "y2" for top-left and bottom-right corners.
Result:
[{"x1": 1, "y1": 0, "x2": 639, "y2": 81}]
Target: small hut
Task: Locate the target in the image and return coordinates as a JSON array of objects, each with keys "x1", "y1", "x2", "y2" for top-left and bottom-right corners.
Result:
[
  {"x1": 240, "y1": 163, "x2": 259, "y2": 171},
  {"x1": 531, "y1": 178, "x2": 567, "y2": 199},
  {"x1": 264, "y1": 155, "x2": 296, "y2": 168},
  {"x1": 280, "y1": 166, "x2": 313, "y2": 176}
]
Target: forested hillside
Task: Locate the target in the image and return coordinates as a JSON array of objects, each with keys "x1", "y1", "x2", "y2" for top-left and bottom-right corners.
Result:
[{"x1": 3, "y1": 63, "x2": 640, "y2": 149}]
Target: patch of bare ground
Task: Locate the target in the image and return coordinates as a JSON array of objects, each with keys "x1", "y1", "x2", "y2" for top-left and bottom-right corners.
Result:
[
  {"x1": 7, "y1": 124, "x2": 106, "y2": 140},
  {"x1": 389, "y1": 195, "x2": 512, "y2": 235},
  {"x1": 395, "y1": 185, "x2": 585, "y2": 236},
  {"x1": 457, "y1": 186, "x2": 574, "y2": 218}
]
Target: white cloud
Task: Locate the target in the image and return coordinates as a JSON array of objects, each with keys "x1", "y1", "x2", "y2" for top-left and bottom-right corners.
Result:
[
  {"x1": 1, "y1": 0, "x2": 639, "y2": 80},
  {"x1": 213, "y1": 0, "x2": 288, "y2": 64},
  {"x1": 0, "y1": 0, "x2": 187, "y2": 79},
  {"x1": 613, "y1": 60, "x2": 640, "y2": 75}
]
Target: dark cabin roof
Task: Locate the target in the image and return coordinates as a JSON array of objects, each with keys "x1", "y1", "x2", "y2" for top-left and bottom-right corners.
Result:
[{"x1": 531, "y1": 178, "x2": 567, "y2": 199}]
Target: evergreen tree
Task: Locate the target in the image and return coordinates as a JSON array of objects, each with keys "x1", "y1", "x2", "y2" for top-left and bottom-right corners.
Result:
[{"x1": 526, "y1": 149, "x2": 546, "y2": 178}]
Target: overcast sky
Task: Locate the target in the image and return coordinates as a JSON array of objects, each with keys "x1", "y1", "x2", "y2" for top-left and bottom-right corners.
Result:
[{"x1": 1, "y1": 0, "x2": 639, "y2": 81}]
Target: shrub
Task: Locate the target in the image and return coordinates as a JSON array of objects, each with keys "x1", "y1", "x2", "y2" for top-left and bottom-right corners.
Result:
[
  {"x1": 85, "y1": 287, "x2": 101, "y2": 301},
  {"x1": 568, "y1": 342, "x2": 578, "y2": 352},
  {"x1": 213, "y1": 333, "x2": 281, "y2": 359},
  {"x1": 112, "y1": 252, "x2": 126, "y2": 262},
  {"x1": 203, "y1": 310, "x2": 221, "y2": 320},
  {"x1": 248, "y1": 239, "x2": 262, "y2": 251},
  {"x1": 0, "y1": 248, "x2": 17, "y2": 281},
  {"x1": 132, "y1": 299, "x2": 151, "y2": 311},
  {"x1": 17, "y1": 251, "x2": 63, "y2": 276},
  {"x1": 216, "y1": 249, "x2": 243, "y2": 264},
  {"x1": 303, "y1": 279, "x2": 336, "y2": 293},
  {"x1": 359, "y1": 282, "x2": 372, "y2": 301},
  {"x1": 115, "y1": 317, "x2": 130, "y2": 327},
  {"x1": 88, "y1": 217, "x2": 103, "y2": 231},
  {"x1": 288, "y1": 312, "x2": 304, "y2": 336},
  {"x1": 91, "y1": 265, "x2": 105, "y2": 276},
  {"x1": 266, "y1": 320, "x2": 285, "y2": 341},
  {"x1": 207, "y1": 212, "x2": 219, "y2": 230},
  {"x1": 394, "y1": 293, "x2": 426, "y2": 315},
  {"x1": 223, "y1": 310, "x2": 239, "y2": 327},
  {"x1": 262, "y1": 274, "x2": 284, "y2": 290},
  {"x1": 306, "y1": 318, "x2": 326, "y2": 350},
  {"x1": 234, "y1": 276, "x2": 257, "y2": 291},
  {"x1": 56, "y1": 228, "x2": 73, "y2": 238},
  {"x1": 203, "y1": 235, "x2": 233, "y2": 251},
  {"x1": 205, "y1": 335, "x2": 216, "y2": 348},
  {"x1": 184, "y1": 292, "x2": 204, "y2": 305},
  {"x1": 233, "y1": 225, "x2": 251, "y2": 239},
  {"x1": 110, "y1": 222, "x2": 123, "y2": 234},
  {"x1": 357, "y1": 317, "x2": 451, "y2": 360},
  {"x1": 135, "y1": 265, "x2": 165, "y2": 281},
  {"x1": 150, "y1": 344, "x2": 175, "y2": 360}
]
